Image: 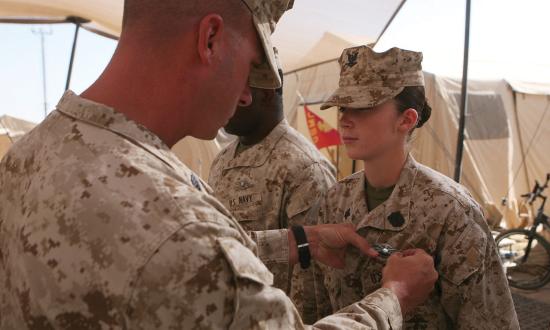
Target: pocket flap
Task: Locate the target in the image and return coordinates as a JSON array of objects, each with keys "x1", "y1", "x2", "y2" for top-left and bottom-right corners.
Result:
[
  {"x1": 439, "y1": 224, "x2": 486, "y2": 286},
  {"x1": 218, "y1": 237, "x2": 274, "y2": 286}
]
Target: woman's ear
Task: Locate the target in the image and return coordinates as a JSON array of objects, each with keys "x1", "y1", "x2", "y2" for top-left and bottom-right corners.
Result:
[
  {"x1": 197, "y1": 14, "x2": 225, "y2": 65},
  {"x1": 398, "y1": 108, "x2": 419, "y2": 133}
]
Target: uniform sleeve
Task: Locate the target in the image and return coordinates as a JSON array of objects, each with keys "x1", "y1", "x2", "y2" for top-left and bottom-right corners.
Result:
[
  {"x1": 437, "y1": 204, "x2": 519, "y2": 329},
  {"x1": 248, "y1": 203, "x2": 337, "y2": 324},
  {"x1": 223, "y1": 233, "x2": 404, "y2": 330},
  {"x1": 285, "y1": 163, "x2": 336, "y2": 322},
  {"x1": 127, "y1": 220, "x2": 403, "y2": 330},
  {"x1": 309, "y1": 194, "x2": 340, "y2": 322},
  {"x1": 126, "y1": 221, "x2": 242, "y2": 329},
  {"x1": 249, "y1": 229, "x2": 290, "y2": 264},
  {"x1": 311, "y1": 288, "x2": 402, "y2": 330}
]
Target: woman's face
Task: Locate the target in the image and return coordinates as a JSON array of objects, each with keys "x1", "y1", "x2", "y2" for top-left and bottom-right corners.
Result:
[{"x1": 338, "y1": 100, "x2": 406, "y2": 161}]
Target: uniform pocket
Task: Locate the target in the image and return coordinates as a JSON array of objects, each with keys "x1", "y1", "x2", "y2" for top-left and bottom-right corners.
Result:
[
  {"x1": 217, "y1": 237, "x2": 274, "y2": 286},
  {"x1": 439, "y1": 224, "x2": 487, "y2": 286}
]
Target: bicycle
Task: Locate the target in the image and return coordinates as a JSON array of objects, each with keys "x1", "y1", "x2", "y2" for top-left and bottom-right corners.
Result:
[{"x1": 496, "y1": 173, "x2": 550, "y2": 290}]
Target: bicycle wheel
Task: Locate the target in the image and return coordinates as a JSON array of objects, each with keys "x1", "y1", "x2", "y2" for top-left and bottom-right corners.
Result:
[{"x1": 496, "y1": 229, "x2": 550, "y2": 290}]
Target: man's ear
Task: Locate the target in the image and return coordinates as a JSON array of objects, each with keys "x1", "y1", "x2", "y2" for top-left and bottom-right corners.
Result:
[
  {"x1": 398, "y1": 108, "x2": 419, "y2": 133},
  {"x1": 197, "y1": 14, "x2": 225, "y2": 65}
]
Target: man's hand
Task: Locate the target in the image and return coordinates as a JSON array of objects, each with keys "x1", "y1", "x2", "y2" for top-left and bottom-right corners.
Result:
[
  {"x1": 381, "y1": 249, "x2": 438, "y2": 314},
  {"x1": 289, "y1": 224, "x2": 378, "y2": 269}
]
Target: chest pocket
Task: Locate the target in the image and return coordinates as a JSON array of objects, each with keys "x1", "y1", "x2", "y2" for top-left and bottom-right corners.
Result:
[{"x1": 228, "y1": 191, "x2": 263, "y2": 222}]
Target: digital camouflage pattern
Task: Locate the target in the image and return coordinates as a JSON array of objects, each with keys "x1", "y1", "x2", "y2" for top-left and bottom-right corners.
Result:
[
  {"x1": 309, "y1": 156, "x2": 519, "y2": 329},
  {"x1": 208, "y1": 119, "x2": 336, "y2": 323},
  {"x1": 243, "y1": 0, "x2": 294, "y2": 89},
  {"x1": 321, "y1": 46, "x2": 425, "y2": 110},
  {"x1": 0, "y1": 91, "x2": 404, "y2": 329}
]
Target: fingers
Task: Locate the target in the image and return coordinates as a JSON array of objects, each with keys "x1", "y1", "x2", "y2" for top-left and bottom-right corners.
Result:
[
  {"x1": 400, "y1": 249, "x2": 416, "y2": 257},
  {"x1": 387, "y1": 249, "x2": 433, "y2": 266},
  {"x1": 401, "y1": 248, "x2": 422, "y2": 257},
  {"x1": 386, "y1": 252, "x2": 402, "y2": 265},
  {"x1": 343, "y1": 227, "x2": 379, "y2": 258},
  {"x1": 381, "y1": 248, "x2": 439, "y2": 313}
]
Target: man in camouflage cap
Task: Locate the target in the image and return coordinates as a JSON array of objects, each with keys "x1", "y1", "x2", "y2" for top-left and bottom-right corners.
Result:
[
  {"x1": 307, "y1": 45, "x2": 519, "y2": 328},
  {"x1": 0, "y1": 2, "x2": 438, "y2": 329},
  {"x1": 209, "y1": 55, "x2": 336, "y2": 323}
]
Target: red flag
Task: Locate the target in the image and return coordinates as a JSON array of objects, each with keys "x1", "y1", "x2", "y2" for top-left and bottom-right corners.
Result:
[{"x1": 304, "y1": 105, "x2": 342, "y2": 149}]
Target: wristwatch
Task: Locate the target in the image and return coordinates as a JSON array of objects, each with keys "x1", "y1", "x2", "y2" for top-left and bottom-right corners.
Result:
[{"x1": 291, "y1": 226, "x2": 311, "y2": 269}]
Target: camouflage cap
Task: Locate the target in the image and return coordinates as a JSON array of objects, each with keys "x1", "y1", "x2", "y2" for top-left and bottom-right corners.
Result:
[
  {"x1": 241, "y1": 0, "x2": 293, "y2": 89},
  {"x1": 321, "y1": 46, "x2": 424, "y2": 110}
]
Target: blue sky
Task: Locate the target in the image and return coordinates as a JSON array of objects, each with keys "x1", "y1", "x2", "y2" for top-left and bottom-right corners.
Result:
[
  {"x1": 0, "y1": 24, "x2": 116, "y2": 122},
  {"x1": 1, "y1": 0, "x2": 549, "y2": 124}
]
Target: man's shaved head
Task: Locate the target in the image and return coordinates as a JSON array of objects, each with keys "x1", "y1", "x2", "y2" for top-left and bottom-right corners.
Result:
[
  {"x1": 87, "y1": 0, "x2": 265, "y2": 144},
  {"x1": 123, "y1": 0, "x2": 250, "y2": 37}
]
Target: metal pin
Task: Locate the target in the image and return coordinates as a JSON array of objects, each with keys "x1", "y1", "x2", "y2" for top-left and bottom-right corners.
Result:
[{"x1": 373, "y1": 244, "x2": 399, "y2": 259}]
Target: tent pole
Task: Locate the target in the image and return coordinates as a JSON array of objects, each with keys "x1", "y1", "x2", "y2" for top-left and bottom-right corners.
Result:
[
  {"x1": 373, "y1": 0, "x2": 408, "y2": 46},
  {"x1": 40, "y1": 30, "x2": 48, "y2": 117},
  {"x1": 31, "y1": 27, "x2": 52, "y2": 118},
  {"x1": 453, "y1": 0, "x2": 472, "y2": 183},
  {"x1": 65, "y1": 17, "x2": 89, "y2": 91}
]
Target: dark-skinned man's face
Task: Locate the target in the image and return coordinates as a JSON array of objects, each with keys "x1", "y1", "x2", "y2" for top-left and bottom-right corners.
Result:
[{"x1": 224, "y1": 87, "x2": 270, "y2": 136}]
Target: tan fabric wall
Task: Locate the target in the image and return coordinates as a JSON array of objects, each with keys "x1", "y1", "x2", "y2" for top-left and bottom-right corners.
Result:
[
  {"x1": 514, "y1": 93, "x2": 550, "y2": 216},
  {"x1": 413, "y1": 76, "x2": 550, "y2": 227},
  {"x1": 0, "y1": 135, "x2": 12, "y2": 160},
  {"x1": 171, "y1": 137, "x2": 220, "y2": 181},
  {"x1": 412, "y1": 76, "x2": 511, "y2": 225}
]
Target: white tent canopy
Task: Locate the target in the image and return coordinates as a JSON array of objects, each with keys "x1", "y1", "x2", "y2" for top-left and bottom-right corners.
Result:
[
  {"x1": 286, "y1": 32, "x2": 374, "y2": 73},
  {"x1": 0, "y1": 0, "x2": 404, "y2": 72},
  {"x1": 0, "y1": 0, "x2": 123, "y2": 37},
  {"x1": 0, "y1": 0, "x2": 405, "y2": 180}
]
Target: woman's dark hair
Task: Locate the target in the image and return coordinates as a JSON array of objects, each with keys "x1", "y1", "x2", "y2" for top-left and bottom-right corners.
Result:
[{"x1": 394, "y1": 86, "x2": 432, "y2": 129}]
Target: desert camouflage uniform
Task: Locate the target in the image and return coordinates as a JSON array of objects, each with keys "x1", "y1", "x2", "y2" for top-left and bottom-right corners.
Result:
[
  {"x1": 208, "y1": 119, "x2": 336, "y2": 322},
  {"x1": 310, "y1": 155, "x2": 519, "y2": 329},
  {"x1": 0, "y1": 91, "x2": 404, "y2": 329}
]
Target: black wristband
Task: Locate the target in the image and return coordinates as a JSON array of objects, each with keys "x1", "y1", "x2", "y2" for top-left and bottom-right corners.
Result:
[{"x1": 291, "y1": 226, "x2": 311, "y2": 269}]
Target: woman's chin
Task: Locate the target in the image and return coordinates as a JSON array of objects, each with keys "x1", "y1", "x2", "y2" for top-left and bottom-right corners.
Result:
[{"x1": 345, "y1": 149, "x2": 367, "y2": 161}]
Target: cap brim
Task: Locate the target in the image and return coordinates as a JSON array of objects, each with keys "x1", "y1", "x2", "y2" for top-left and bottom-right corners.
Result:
[
  {"x1": 248, "y1": 18, "x2": 281, "y2": 89},
  {"x1": 320, "y1": 85, "x2": 405, "y2": 110}
]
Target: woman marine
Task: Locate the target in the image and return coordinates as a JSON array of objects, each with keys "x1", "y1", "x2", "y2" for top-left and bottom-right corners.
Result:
[{"x1": 308, "y1": 46, "x2": 518, "y2": 329}]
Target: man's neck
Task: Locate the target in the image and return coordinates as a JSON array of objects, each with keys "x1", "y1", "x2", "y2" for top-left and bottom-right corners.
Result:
[
  {"x1": 239, "y1": 115, "x2": 284, "y2": 146},
  {"x1": 80, "y1": 49, "x2": 190, "y2": 148},
  {"x1": 363, "y1": 148, "x2": 407, "y2": 188}
]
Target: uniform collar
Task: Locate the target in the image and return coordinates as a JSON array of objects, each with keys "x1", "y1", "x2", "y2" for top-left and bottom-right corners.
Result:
[
  {"x1": 55, "y1": 90, "x2": 187, "y2": 174},
  {"x1": 221, "y1": 119, "x2": 290, "y2": 170},
  {"x1": 353, "y1": 155, "x2": 419, "y2": 232}
]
